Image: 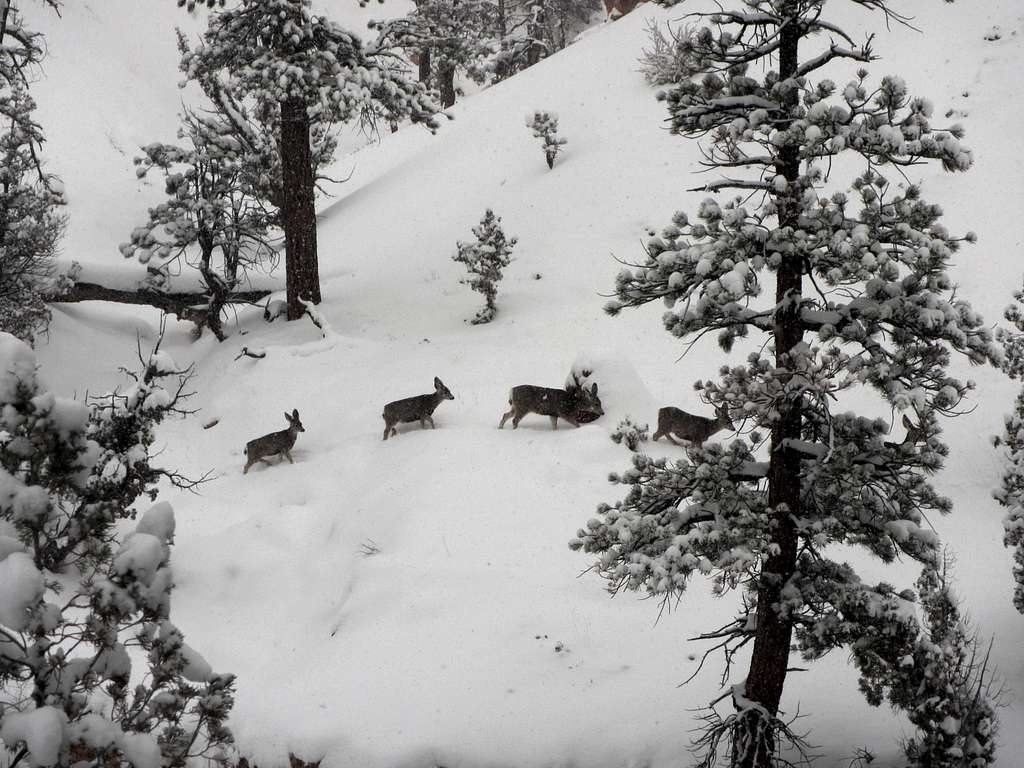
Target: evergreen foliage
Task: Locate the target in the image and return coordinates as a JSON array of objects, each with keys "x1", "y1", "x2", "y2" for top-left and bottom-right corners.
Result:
[
  {"x1": 0, "y1": 322, "x2": 203, "y2": 574},
  {"x1": 638, "y1": 19, "x2": 702, "y2": 87},
  {"x1": 178, "y1": 0, "x2": 440, "y2": 320},
  {"x1": 610, "y1": 417, "x2": 649, "y2": 452},
  {"x1": 371, "y1": 0, "x2": 496, "y2": 109},
  {"x1": 0, "y1": 331, "x2": 234, "y2": 768},
  {"x1": 527, "y1": 110, "x2": 566, "y2": 169},
  {"x1": 121, "y1": 105, "x2": 278, "y2": 341},
  {"x1": 570, "y1": 2, "x2": 1000, "y2": 764},
  {"x1": 453, "y1": 209, "x2": 517, "y2": 325},
  {"x1": 993, "y1": 285, "x2": 1024, "y2": 613},
  {"x1": 0, "y1": 1, "x2": 66, "y2": 344}
]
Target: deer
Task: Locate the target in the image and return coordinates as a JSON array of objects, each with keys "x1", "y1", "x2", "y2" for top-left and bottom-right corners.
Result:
[
  {"x1": 652, "y1": 404, "x2": 735, "y2": 446},
  {"x1": 243, "y1": 409, "x2": 305, "y2": 474},
  {"x1": 382, "y1": 377, "x2": 455, "y2": 440},
  {"x1": 498, "y1": 373, "x2": 604, "y2": 430}
]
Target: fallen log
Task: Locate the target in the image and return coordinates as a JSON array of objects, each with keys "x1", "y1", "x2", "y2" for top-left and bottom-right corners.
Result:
[{"x1": 48, "y1": 282, "x2": 272, "y2": 340}]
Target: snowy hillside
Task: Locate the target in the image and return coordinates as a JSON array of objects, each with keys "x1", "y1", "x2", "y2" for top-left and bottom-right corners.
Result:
[{"x1": 21, "y1": 0, "x2": 1024, "y2": 766}]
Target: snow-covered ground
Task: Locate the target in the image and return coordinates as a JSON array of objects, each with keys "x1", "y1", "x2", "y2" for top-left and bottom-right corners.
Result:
[{"x1": 24, "y1": 0, "x2": 1024, "y2": 765}]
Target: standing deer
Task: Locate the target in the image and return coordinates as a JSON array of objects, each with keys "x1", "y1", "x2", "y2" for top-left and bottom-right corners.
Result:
[
  {"x1": 243, "y1": 409, "x2": 305, "y2": 474},
  {"x1": 382, "y1": 377, "x2": 455, "y2": 440},
  {"x1": 498, "y1": 373, "x2": 604, "y2": 430},
  {"x1": 652, "y1": 404, "x2": 735, "y2": 446}
]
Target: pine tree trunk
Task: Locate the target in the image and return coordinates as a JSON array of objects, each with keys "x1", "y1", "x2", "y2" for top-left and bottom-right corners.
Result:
[
  {"x1": 418, "y1": 46, "x2": 431, "y2": 85},
  {"x1": 735, "y1": 14, "x2": 802, "y2": 768},
  {"x1": 279, "y1": 95, "x2": 321, "y2": 321},
  {"x1": 439, "y1": 64, "x2": 456, "y2": 108}
]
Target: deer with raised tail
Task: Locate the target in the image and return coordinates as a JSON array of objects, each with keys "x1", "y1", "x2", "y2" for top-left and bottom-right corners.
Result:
[{"x1": 652, "y1": 404, "x2": 735, "y2": 446}]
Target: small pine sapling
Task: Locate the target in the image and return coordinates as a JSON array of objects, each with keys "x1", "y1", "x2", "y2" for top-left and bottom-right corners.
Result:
[
  {"x1": 452, "y1": 209, "x2": 517, "y2": 325},
  {"x1": 526, "y1": 110, "x2": 567, "y2": 169},
  {"x1": 611, "y1": 417, "x2": 649, "y2": 452}
]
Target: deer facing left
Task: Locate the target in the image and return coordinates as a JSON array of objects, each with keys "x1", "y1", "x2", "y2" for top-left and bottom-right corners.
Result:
[{"x1": 243, "y1": 409, "x2": 305, "y2": 474}]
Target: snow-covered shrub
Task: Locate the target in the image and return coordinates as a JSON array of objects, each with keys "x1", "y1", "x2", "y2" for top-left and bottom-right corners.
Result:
[
  {"x1": 0, "y1": 333, "x2": 234, "y2": 768},
  {"x1": 453, "y1": 209, "x2": 517, "y2": 325},
  {"x1": 526, "y1": 110, "x2": 567, "y2": 169},
  {"x1": 0, "y1": 325, "x2": 200, "y2": 574},
  {"x1": 611, "y1": 417, "x2": 648, "y2": 451},
  {"x1": 637, "y1": 19, "x2": 702, "y2": 86}
]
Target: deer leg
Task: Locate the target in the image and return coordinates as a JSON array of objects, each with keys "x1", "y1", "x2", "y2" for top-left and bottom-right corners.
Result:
[
  {"x1": 426, "y1": 415, "x2": 436, "y2": 429},
  {"x1": 284, "y1": 450, "x2": 293, "y2": 464},
  {"x1": 419, "y1": 417, "x2": 428, "y2": 430},
  {"x1": 550, "y1": 416, "x2": 558, "y2": 430},
  {"x1": 652, "y1": 430, "x2": 663, "y2": 442},
  {"x1": 499, "y1": 407, "x2": 515, "y2": 429},
  {"x1": 243, "y1": 459, "x2": 253, "y2": 475},
  {"x1": 383, "y1": 423, "x2": 391, "y2": 441},
  {"x1": 568, "y1": 417, "x2": 580, "y2": 428},
  {"x1": 665, "y1": 433, "x2": 681, "y2": 446},
  {"x1": 511, "y1": 409, "x2": 524, "y2": 429}
]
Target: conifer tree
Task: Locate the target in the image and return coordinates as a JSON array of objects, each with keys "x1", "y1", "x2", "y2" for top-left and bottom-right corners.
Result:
[
  {"x1": 0, "y1": 1, "x2": 65, "y2": 343},
  {"x1": 179, "y1": 0, "x2": 440, "y2": 321},
  {"x1": 0, "y1": 332, "x2": 234, "y2": 768},
  {"x1": 571, "y1": 3, "x2": 1000, "y2": 764},
  {"x1": 453, "y1": 209, "x2": 516, "y2": 324},
  {"x1": 527, "y1": 110, "x2": 566, "y2": 169},
  {"x1": 121, "y1": 106, "x2": 278, "y2": 341},
  {"x1": 993, "y1": 285, "x2": 1024, "y2": 612},
  {"x1": 372, "y1": 0, "x2": 496, "y2": 108}
]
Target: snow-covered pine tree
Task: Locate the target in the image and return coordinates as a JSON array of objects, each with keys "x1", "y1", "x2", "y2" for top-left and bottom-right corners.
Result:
[
  {"x1": 993, "y1": 285, "x2": 1024, "y2": 612},
  {"x1": 121, "y1": 105, "x2": 278, "y2": 341},
  {"x1": 372, "y1": 0, "x2": 496, "y2": 108},
  {"x1": 526, "y1": 110, "x2": 567, "y2": 169},
  {"x1": 0, "y1": 1, "x2": 66, "y2": 343},
  {"x1": 453, "y1": 209, "x2": 516, "y2": 325},
  {"x1": 0, "y1": 332, "x2": 234, "y2": 768},
  {"x1": 179, "y1": 0, "x2": 441, "y2": 321},
  {"x1": 570, "y1": 2, "x2": 1001, "y2": 765},
  {"x1": 0, "y1": 321, "x2": 204, "y2": 574}
]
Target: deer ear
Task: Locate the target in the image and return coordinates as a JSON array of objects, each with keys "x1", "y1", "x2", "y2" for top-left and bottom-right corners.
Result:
[
  {"x1": 284, "y1": 412, "x2": 291, "y2": 421},
  {"x1": 434, "y1": 377, "x2": 443, "y2": 388},
  {"x1": 293, "y1": 409, "x2": 300, "y2": 419},
  {"x1": 591, "y1": 383, "x2": 598, "y2": 395}
]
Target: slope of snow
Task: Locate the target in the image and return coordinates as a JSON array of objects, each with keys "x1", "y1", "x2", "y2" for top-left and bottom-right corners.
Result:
[{"x1": 24, "y1": 1, "x2": 1024, "y2": 766}]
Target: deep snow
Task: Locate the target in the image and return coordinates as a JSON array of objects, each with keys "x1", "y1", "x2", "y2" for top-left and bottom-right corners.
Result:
[{"x1": 20, "y1": 0, "x2": 1024, "y2": 765}]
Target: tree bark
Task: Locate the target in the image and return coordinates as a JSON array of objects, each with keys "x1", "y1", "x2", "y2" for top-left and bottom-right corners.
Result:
[
  {"x1": 438, "y1": 64, "x2": 456, "y2": 108},
  {"x1": 418, "y1": 46, "x2": 431, "y2": 85},
  {"x1": 49, "y1": 282, "x2": 271, "y2": 339},
  {"x1": 279, "y1": 96, "x2": 321, "y2": 321},
  {"x1": 735, "y1": 12, "x2": 803, "y2": 768}
]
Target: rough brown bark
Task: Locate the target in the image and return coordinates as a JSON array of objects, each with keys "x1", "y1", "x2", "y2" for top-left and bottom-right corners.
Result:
[
  {"x1": 735, "y1": 12, "x2": 803, "y2": 768},
  {"x1": 279, "y1": 96, "x2": 321, "y2": 321},
  {"x1": 438, "y1": 64, "x2": 456, "y2": 108},
  {"x1": 418, "y1": 46, "x2": 431, "y2": 85}
]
